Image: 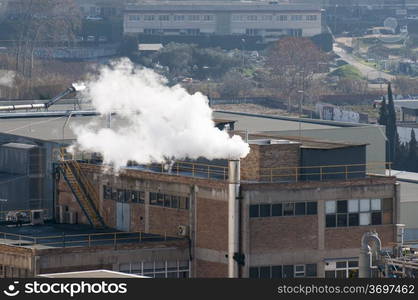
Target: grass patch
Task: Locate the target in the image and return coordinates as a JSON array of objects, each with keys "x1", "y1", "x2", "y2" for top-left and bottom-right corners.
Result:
[{"x1": 329, "y1": 64, "x2": 364, "y2": 80}]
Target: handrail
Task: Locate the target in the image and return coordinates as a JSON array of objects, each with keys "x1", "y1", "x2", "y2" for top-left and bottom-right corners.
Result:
[
  {"x1": 69, "y1": 161, "x2": 100, "y2": 208},
  {"x1": 0, "y1": 230, "x2": 179, "y2": 248}
]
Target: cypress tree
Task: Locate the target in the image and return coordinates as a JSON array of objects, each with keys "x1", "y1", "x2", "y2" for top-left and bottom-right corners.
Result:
[
  {"x1": 378, "y1": 96, "x2": 387, "y2": 126},
  {"x1": 386, "y1": 83, "x2": 399, "y2": 164},
  {"x1": 408, "y1": 129, "x2": 418, "y2": 172}
]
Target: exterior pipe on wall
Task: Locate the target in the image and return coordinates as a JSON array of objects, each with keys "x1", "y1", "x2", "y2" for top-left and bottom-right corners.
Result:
[{"x1": 228, "y1": 159, "x2": 240, "y2": 278}]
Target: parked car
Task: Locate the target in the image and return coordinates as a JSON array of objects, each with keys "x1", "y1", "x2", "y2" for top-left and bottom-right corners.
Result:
[
  {"x1": 87, "y1": 36, "x2": 95, "y2": 42},
  {"x1": 86, "y1": 16, "x2": 103, "y2": 21}
]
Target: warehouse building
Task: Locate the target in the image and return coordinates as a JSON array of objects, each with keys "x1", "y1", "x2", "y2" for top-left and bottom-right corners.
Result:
[{"x1": 123, "y1": 1, "x2": 322, "y2": 44}]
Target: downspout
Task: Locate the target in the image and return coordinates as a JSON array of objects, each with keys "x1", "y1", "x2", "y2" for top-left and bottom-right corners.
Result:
[{"x1": 228, "y1": 159, "x2": 240, "y2": 278}]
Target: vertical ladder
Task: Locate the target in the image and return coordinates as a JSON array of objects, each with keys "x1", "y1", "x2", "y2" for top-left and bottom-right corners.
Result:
[{"x1": 60, "y1": 160, "x2": 105, "y2": 228}]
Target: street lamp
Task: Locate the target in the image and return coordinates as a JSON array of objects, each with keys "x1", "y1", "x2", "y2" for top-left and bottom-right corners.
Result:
[{"x1": 241, "y1": 38, "x2": 246, "y2": 70}]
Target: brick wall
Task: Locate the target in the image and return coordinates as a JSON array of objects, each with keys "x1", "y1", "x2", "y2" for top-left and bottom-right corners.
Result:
[
  {"x1": 196, "y1": 197, "x2": 228, "y2": 252},
  {"x1": 130, "y1": 203, "x2": 146, "y2": 232},
  {"x1": 195, "y1": 259, "x2": 228, "y2": 278},
  {"x1": 148, "y1": 206, "x2": 189, "y2": 236},
  {"x1": 250, "y1": 216, "x2": 318, "y2": 252},
  {"x1": 325, "y1": 225, "x2": 396, "y2": 249},
  {"x1": 241, "y1": 143, "x2": 300, "y2": 181}
]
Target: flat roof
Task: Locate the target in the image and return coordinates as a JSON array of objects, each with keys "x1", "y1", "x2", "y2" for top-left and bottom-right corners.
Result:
[
  {"x1": 387, "y1": 169, "x2": 418, "y2": 183},
  {"x1": 1, "y1": 142, "x2": 37, "y2": 150},
  {"x1": 38, "y1": 270, "x2": 149, "y2": 278},
  {"x1": 0, "y1": 223, "x2": 179, "y2": 249}
]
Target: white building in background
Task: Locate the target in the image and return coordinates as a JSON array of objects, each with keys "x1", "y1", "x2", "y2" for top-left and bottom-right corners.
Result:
[{"x1": 124, "y1": 1, "x2": 322, "y2": 43}]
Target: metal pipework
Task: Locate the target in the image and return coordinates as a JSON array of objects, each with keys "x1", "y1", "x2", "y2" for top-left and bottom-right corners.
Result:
[
  {"x1": 0, "y1": 83, "x2": 85, "y2": 112},
  {"x1": 359, "y1": 231, "x2": 382, "y2": 278},
  {"x1": 228, "y1": 159, "x2": 240, "y2": 278}
]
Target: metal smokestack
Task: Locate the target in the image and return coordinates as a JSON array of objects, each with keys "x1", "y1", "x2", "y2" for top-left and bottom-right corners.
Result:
[{"x1": 228, "y1": 159, "x2": 240, "y2": 278}]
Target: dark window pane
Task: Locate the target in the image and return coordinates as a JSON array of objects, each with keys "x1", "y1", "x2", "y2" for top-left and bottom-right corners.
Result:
[
  {"x1": 336, "y1": 261, "x2": 347, "y2": 268},
  {"x1": 295, "y1": 202, "x2": 306, "y2": 215},
  {"x1": 150, "y1": 192, "x2": 157, "y2": 205},
  {"x1": 171, "y1": 196, "x2": 179, "y2": 208},
  {"x1": 250, "y1": 205, "x2": 259, "y2": 218},
  {"x1": 185, "y1": 197, "x2": 189, "y2": 209},
  {"x1": 260, "y1": 204, "x2": 271, "y2": 217},
  {"x1": 259, "y1": 267, "x2": 270, "y2": 279},
  {"x1": 283, "y1": 203, "x2": 294, "y2": 216},
  {"x1": 336, "y1": 270, "x2": 347, "y2": 278},
  {"x1": 349, "y1": 213, "x2": 359, "y2": 226},
  {"x1": 337, "y1": 200, "x2": 348, "y2": 213},
  {"x1": 349, "y1": 269, "x2": 359, "y2": 278},
  {"x1": 156, "y1": 193, "x2": 164, "y2": 206},
  {"x1": 371, "y1": 212, "x2": 382, "y2": 225},
  {"x1": 249, "y1": 267, "x2": 259, "y2": 278},
  {"x1": 164, "y1": 194, "x2": 171, "y2": 207},
  {"x1": 326, "y1": 214, "x2": 336, "y2": 227},
  {"x1": 272, "y1": 266, "x2": 282, "y2": 278},
  {"x1": 179, "y1": 197, "x2": 186, "y2": 209},
  {"x1": 325, "y1": 271, "x2": 336, "y2": 278},
  {"x1": 348, "y1": 261, "x2": 359, "y2": 268},
  {"x1": 272, "y1": 204, "x2": 282, "y2": 216},
  {"x1": 283, "y1": 265, "x2": 294, "y2": 278},
  {"x1": 306, "y1": 264, "x2": 317, "y2": 277},
  {"x1": 337, "y1": 214, "x2": 348, "y2": 227},
  {"x1": 111, "y1": 190, "x2": 117, "y2": 201},
  {"x1": 307, "y1": 202, "x2": 317, "y2": 215}
]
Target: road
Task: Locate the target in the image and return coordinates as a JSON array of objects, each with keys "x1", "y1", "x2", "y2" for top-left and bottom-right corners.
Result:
[{"x1": 334, "y1": 43, "x2": 394, "y2": 81}]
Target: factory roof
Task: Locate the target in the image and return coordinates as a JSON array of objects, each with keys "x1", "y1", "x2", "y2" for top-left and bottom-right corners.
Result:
[{"x1": 1, "y1": 142, "x2": 37, "y2": 150}]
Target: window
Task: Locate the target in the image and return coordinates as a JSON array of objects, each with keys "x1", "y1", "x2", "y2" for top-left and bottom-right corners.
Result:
[
  {"x1": 203, "y1": 15, "x2": 214, "y2": 21},
  {"x1": 291, "y1": 15, "x2": 303, "y2": 21},
  {"x1": 259, "y1": 267, "x2": 270, "y2": 278},
  {"x1": 294, "y1": 265, "x2": 305, "y2": 277},
  {"x1": 278, "y1": 15, "x2": 288, "y2": 21},
  {"x1": 283, "y1": 265, "x2": 294, "y2": 278},
  {"x1": 306, "y1": 15, "x2": 317, "y2": 21},
  {"x1": 249, "y1": 267, "x2": 259, "y2": 278},
  {"x1": 150, "y1": 192, "x2": 189, "y2": 209},
  {"x1": 247, "y1": 15, "x2": 257, "y2": 21},
  {"x1": 158, "y1": 15, "x2": 169, "y2": 21},
  {"x1": 326, "y1": 199, "x2": 384, "y2": 227},
  {"x1": 272, "y1": 204, "x2": 282, "y2": 216},
  {"x1": 326, "y1": 214, "x2": 336, "y2": 227},
  {"x1": 144, "y1": 15, "x2": 155, "y2": 21},
  {"x1": 250, "y1": 205, "x2": 259, "y2": 218},
  {"x1": 295, "y1": 202, "x2": 306, "y2": 215},
  {"x1": 283, "y1": 203, "x2": 294, "y2": 216},
  {"x1": 306, "y1": 264, "x2": 317, "y2": 277},
  {"x1": 188, "y1": 15, "x2": 200, "y2": 21},
  {"x1": 325, "y1": 201, "x2": 336, "y2": 214},
  {"x1": 174, "y1": 15, "x2": 185, "y2": 21},
  {"x1": 261, "y1": 15, "x2": 272, "y2": 21},
  {"x1": 260, "y1": 204, "x2": 271, "y2": 217},
  {"x1": 337, "y1": 200, "x2": 347, "y2": 213},
  {"x1": 271, "y1": 266, "x2": 282, "y2": 278},
  {"x1": 325, "y1": 260, "x2": 359, "y2": 279},
  {"x1": 128, "y1": 15, "x2": 140, "y2": 21},
  {"x1": 250, "y1": 202, "x2": 316, "y2": 218},
  {"x1": 307, "y1": 202, "x2": 317, "y2": 215}
]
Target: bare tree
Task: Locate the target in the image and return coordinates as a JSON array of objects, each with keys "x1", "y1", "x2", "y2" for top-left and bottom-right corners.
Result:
[
  {"x1": 393, "y1": 76, "x2": 418, "y2": 96},
  {"x1": 12, "y1": 0, "x2": 81, "y2": 78},
  {"x1": 265, "y1": 37, "x2": 328, "y2": 111}
]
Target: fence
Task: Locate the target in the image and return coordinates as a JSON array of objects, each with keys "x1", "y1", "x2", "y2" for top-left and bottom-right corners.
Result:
[
  {"x1": 0, "y1": 230, "x2": 180, "y2": 248},
  {"x1": 258, "y1": 162, "x2": 391, "y2": 183}
]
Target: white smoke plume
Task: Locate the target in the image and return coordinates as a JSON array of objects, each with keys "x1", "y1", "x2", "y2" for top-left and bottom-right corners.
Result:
[{"x1": 72, "y1": 59, "x2": 249, "y2": 169}]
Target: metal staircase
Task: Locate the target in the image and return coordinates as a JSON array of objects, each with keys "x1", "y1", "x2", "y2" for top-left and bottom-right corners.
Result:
[{"x1": 60, "y1": 159, "x2": 105, "y2": 228}]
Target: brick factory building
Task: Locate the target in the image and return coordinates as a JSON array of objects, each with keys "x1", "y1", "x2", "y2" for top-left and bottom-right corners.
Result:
[{"x1": 52, "y1": 133, "x2": 400, "y2": 278}]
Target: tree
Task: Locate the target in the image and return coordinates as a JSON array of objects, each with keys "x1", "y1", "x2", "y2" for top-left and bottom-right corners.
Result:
[
  {"x1": 386, "y1": 83, "x2": 399, "y2": 165},
  {"x1": 265, "y1": 37, "x2": 328, "y2": 111},
  {"x1": 219, "y1": 70, "x2": 253, "y2": 98},
  {"x1": 407, "y1": 129, "x2": 418, "y2": 172},
  {"x1": 378, "y1": 96, "x2": 387, "y2": 126}
]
